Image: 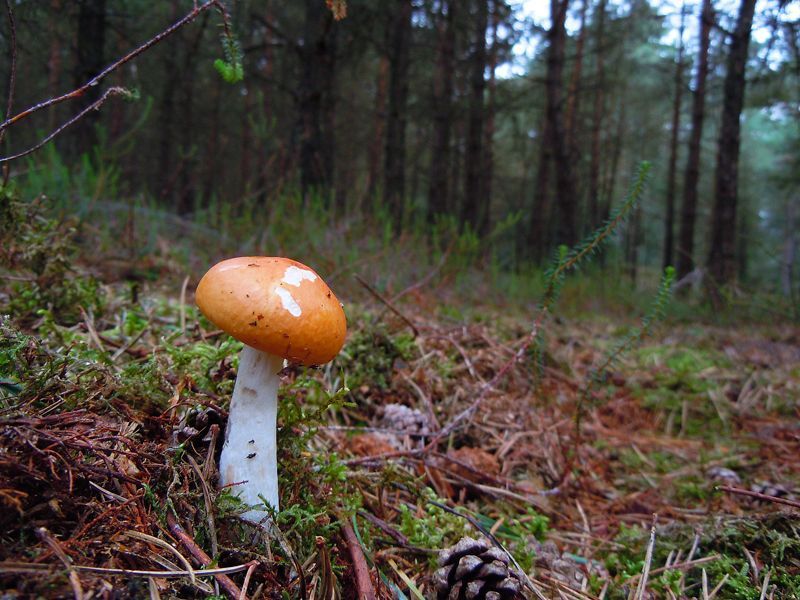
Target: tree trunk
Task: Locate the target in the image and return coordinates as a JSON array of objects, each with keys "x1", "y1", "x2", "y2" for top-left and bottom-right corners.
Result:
[
  {"x1": 782, "y1": 199, "x2": 798, "y2": 298},
  {"x1": 462, "y1": 0, "x2": 489, "y2": 235},
  {"x1": 587, "y1": 0, "x2": 606, "y2": 232},
  {"x1": 427, "y1": 0, "x2": 456, "y2": 221},
  {"x1": 564, "y1": 0, "x2": 588, "y2": 170},
  {"x1": 73, "y1": 0, "x2": 106, "y2": 155},
  {"x1": 384, "y1": 0, "x2": 413, "y2": 226},
  {"x1": 364, "y1": 56, "x2": 389, "y2": 208},
  {"x1": 706, "y1": 0, "x2": 757, "y2": 289},
  {"x1": 482, "y1": 0, "x2": 500, "y2": 234},
  {"x1": 676, "y1": 0, "x2": 714, "y2": 281},
  {"x1": 530, "y1": 117, "x2": 552, "y2": 261},
  {"x1": 601, "y1": 94, "x2": 626, "y2": 223},
  {"x1": 531, "y1": 0, "x2": 573, "y2": 259},
  {"x1": 47, "y1": 0, "x2": 63, "y2": 131},
  {"x1": 299, "y1": 0, "x2": 337, "y2": 204},
  {"x1": 174, "y1": 12, "x2": 210, "y2": 214},
  {"x1": 548, "y1": 0, "x2": 576, "y2": 248},
  {"x1": 662, "y1": 3, "x2": 686, "y2": 271},
  {"x1": 156, "y1": 1, "x2": 181, "y2": 203}
]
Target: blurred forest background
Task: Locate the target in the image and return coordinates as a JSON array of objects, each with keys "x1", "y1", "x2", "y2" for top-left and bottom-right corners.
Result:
[
  {"x1": 1, "y1": 0, "x2": 799, "y2": 309},
  {"x1": 3, "y1": 3, "x2": 800, "y2": 597}
]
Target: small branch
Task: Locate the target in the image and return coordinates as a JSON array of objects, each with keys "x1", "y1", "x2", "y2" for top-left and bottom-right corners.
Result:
[
  {"x1": 0, "y1": 0, "x2": 224, "y2": 135},
  {"x1": 339, "y1": 517, "x2": 377, "y2": 600},
  {"x1": 355, "y1": 273, "x2": 419, "y2": 336},
  {"x1": 36, "y1": 528, "x2": 84, "y2": 600},
  {"x1": 0, "y1": 87, "x2": 129, "y2": 164},
  {"x1": 634, "y1": 515, "x2": 658, "y2": 600},
  {"x1": 0, "y1": 562, "x2": 258, "y2": 578},
  {"x1": 718, "y1": 485, "x2": 800, "y2": 509},
  {"x1": 166, "y1": 512, "x2": 244, "y2": 600}
]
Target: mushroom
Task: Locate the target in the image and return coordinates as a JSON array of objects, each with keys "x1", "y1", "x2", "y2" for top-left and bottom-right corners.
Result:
[{"x1": 195, "y1": 256, "x2": 346, "y2": 522}]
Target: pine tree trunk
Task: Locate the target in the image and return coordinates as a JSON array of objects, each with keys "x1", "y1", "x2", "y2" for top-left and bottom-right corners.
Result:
[
  {"x1": 156, "y1": 1, "x2": 181, "y2": 203},
  {"x1": 676, "y1": 0, "x2": 713, "y2": 281},
  {"x1": 565, "y1": 0, "x2": 588, "y2": 203},
  {"x1": 481, "y1": 0, "x2": 500, "y2": 234},
  {"x1": 548, "y1": 0, "x2": 576, "y2": 247},
  {"x1": 174, "y1": 11, "x2": 209, "y2": 214},
  {"x1": 587, "y1": 0, "x2": 606, "y2": 232},
  {"x1": 663, "y1": 4, "x2": 686, "y2": 271},
  {"x1": 384, "y1": 0, "x2": 413, "y2": 226},
  {"x1": 299, "y1": 0, "x2": 336, "y2": 204},
  {"x1": 531, "y1": 0, "x2": 573, "y2": 260},
  {"x1": 706, "y1": 0, "x2": 757, "y2": 290},
  {"x1": 364, "y1": 56, "x2": 389, "y2": 209},
  {"x1": 47, "y1": 0, "x2": 63, "y2": 131},
  {"x1": 530, "y1": 122, "x2": 551, "y2": 261},
  {"x1": 462, "y1": 0, "x2": 489, "y2": 235},
  {"x1": 428, "y1": 0, "x2": 456, "y2": 221},
  {"x1": 73, "y1": 0, "x2": 106, "y2": 155}
]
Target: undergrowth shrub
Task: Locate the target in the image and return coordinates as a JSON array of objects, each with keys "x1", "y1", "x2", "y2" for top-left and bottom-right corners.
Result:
[{"x1": 0, "y1": 185, "x2": 105, "y2": 325}]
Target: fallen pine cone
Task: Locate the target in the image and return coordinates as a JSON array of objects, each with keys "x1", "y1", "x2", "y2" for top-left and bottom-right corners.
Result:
[{"x1": 432, "y1": 536, "x2": 524, "y2": 600}]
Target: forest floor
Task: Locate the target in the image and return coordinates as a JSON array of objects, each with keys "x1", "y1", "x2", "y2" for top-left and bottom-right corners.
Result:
[{"x1": 1, "y1": 200, "x2": 799, "y2": 599}]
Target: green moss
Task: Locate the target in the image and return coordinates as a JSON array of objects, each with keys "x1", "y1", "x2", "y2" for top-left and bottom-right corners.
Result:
[
  {"x1": 600, "y1": 515, "x2": 800, "y2": 599},
  {"x1": 334, "y1": 320, "x2": 416, "y2": 391}
]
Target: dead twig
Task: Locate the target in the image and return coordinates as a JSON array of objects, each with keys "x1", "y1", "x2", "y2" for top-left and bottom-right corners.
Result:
[
  {"x1": 0, "y1": 562, "x2": 256, "y2": 578},
  {"x1": 0, "y1": 87, "x2": 129, "y2": 164},
  {"x1": 166, "y1": 511, "x2": 244, "y2": 600},
  {"x1": 339, "y1": 516, "x2": 377, "y2": 600},
  {"x1": 36, "y1": 528, "x2": 84, "y2": 600},
  {"x1": 355, "y1": 273, "x2": 420, "y2": 336},
  {"x1": 633, "y1": 515, "x2": 657, "y2": 600},
  {"x1": 0, "y1": 0, "x2": 231, "y2": 164},
  {"x1": 718, "y1": 485, "x2": 800, "y2": 509}
]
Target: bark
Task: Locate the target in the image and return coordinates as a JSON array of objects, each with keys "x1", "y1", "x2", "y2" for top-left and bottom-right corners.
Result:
[
  {"x1": 482, "y1": 0, "x2": 500, "y2": 233},
  {"x1": 530, "y1": 116, "x2": 552, "y2": 261},
  {"x1": 601, "y1": 95, "x2": 626, "y2": 224},
  {"x1": 587, "y1": 0, "x2": 606, "y2": 231},
  {"x1": 427, "y1": 0, "x2": 456, "y2": 221},
  {"x1": 462, "y1": 0, "x2": 489, "y2": 235},
  {"x1": 299, "y1": 0, "x2": 337, "y2": 203},
  {"x1": 157, "y1": 1, "x2": 181, "y2": 203},
  {"x1": 706, "y1": 0, "x2": 757, "y2": 289},
  {"x1": 626, "y1": 205, "x2": 643, "y2": 284},
  {"x1": 364, "y1": 56, "x2": 389, "y2": 208},
  {"x1": 782, "y1": 22, "x2": 800, "y2": 299},
  {"x1": 662, "y1": 4, "x2": 686, "y2": 271},
  {"x1": 531, "y1": 0, "x2": 573, "y2": 259},
  {"x1": 548, "y1": 0, "x2": 576, "y2": 247},
  {"x1": 73, "y1": 0, "x2": 106, "y2": 155},
  {"x1": 384, "y1": 0, "x2": 413, "y2": 225},
  {"x1": 782, "y1": 199, "x2": 798, "y2": 298},
  {"x1": 564, "y1": 0, "x2": 588, "y2": 162},
  {"x1": 47, "y1": 0, "x2": 63, "y2": 131},
  {"x1": 255, "y1": 1, "x2": 276, "y2": 208},
  {"x1": 676, "y1": 0, "x2": 713, "y2": 281},
  {"x1": 173, "y1": 12, "x2": 210, "y2": 214}
]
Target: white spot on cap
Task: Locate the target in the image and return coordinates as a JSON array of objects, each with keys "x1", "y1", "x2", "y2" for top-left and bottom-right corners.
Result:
[
  {"x1": 275, "y1": 287, "x2": 302, "y2": 317},
  {"x1": 283, "y1": 266, "x2": 317, "y2": 287}
]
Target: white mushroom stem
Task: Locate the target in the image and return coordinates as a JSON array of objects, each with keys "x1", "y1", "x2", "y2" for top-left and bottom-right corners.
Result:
[{"x1": 219, "y1": 345, "x2": 284, "y2": 523}]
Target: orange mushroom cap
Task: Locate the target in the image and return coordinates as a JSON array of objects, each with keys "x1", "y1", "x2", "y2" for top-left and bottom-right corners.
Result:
[{"x1": 195, "y1": 257, "x2": 347, "y2": 365}]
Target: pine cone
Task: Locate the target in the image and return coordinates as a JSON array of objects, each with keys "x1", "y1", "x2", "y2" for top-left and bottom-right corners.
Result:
[
  {"x1": 381, "y1": 403, "x2": 432, "y2": 436},
  {"x1": 432, "y1": 537, "x2": 524, "y2": 600}
]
